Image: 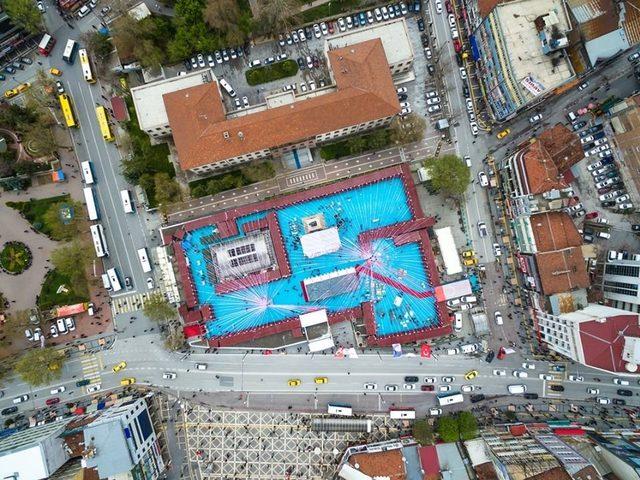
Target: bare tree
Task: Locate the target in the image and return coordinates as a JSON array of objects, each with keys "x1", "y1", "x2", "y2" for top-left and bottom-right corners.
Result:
[{"x1": 256, "y1": 0, "x2": 298, "y2": 35}]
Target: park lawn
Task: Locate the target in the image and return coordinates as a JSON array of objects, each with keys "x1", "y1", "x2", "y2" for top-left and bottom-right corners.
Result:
[
  {"x1": 38, "y1": 269, "x2": 89, "y2": 311},
  {"x1": 245, "y1": 60, "x2": 299, "y2": 86},
  {"x1": 300, "y1": 0, "x2": 362, "y2": 23},
  {"x1": 6, "y1": 195, "x2": 70, "y2": 238},
  {"x1": 189, "y1": 162, "x2": 275, "y2": 198}
]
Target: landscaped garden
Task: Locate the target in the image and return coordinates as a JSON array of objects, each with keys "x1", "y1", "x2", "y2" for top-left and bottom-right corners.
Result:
[
  {"x1": 189, "y1": 161, "x2": 275, "y2": 198},
  {"x1": 0, "y1": 241, "x2": 32, "y2": 275},
  {"x1": 245, "y1": 59, "x2": 299, "y2": 86},
  {"x1": 37, "y1": 268, "x2": 88, "y2": 311},
  {"x1": 6, "y1": 194, "x2": 70, "y2": 239}
]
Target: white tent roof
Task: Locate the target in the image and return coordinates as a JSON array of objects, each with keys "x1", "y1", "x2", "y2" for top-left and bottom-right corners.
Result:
[
  {"x1": 339, "y1": 463, "x2": 373, "y2": 480},
  {"x1": 434, "y1": 227, "x2": 462, "y2": 275},
  {"x1": 299, "y1": 309, "x2": 328, "y2": 328},
  {"x1": 308, "y1": 334, "x2": 335, "y2": 352},
  {"x1": 300, "y1": 227, "x2": 341, "y2": 258}
]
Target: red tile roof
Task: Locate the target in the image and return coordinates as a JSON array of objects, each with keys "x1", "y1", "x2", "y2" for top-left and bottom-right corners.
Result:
[
  {"x1": 164, "y1": 39, "x2": 400, "y2": 170},
  {"x1": 535, "y1": 248, "x2": 590, "y2": 295},
  {"x1": 350, "y1": 449, "x2": 406, "y2": 480},
  {"x1": 527, "y1": 466, "x2": 573, "y2": 480},
  {"x1": 521, "y1": 141, "x2": 568, "y2": 194},
  {"x1": 537, "y1": 124, "x2": 585, "y2": 174},
  {"x1": 530, "y1": 211, "x2": 583, "y2": 252},
  {"x1": 579, "y1": 314, "x2": 640, "y2": 372}
]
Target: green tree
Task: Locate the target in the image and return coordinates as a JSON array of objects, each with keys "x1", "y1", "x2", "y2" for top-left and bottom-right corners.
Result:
[
  {"x1": 0, "y1": 309, "x2": 31, "y2": 346},
  {"x1": 50, "y1": 240, "x2": 91, "y2": 295},
  {"x1": 346, "y1": 136, "x2": 366, "y2": 155},
  {"x1": 4, "y1": 0, "x2": 42, "y2": 34},
  {"x1": 0, "y1": 104, "x2": 37, "y2": 130},
  {"x1": 42, "y1": 200, "x2": 86, "y2": 241},
  {"x1": 203, "y1": 0, "x2": 240, "y2": 31},
  {"x1": 389, "y1": 113, "x2": 426, "y2": 145},
  {"x1": 83, "y1": 31, "x2": 113, "y2": 60},
  {"x1": 436, "y1": 415, "x2": 459, "y2": 443},
  {"x1": 424, "y1": 154, "x2": 471, "y2": 197},
  {"x1": 367, "y1": 129, "x2": 389, "y2": 149},
  {"x1": 15, "y1": 347, "x2": 65, "y2": 385},
  {"x1": 22, "y1": 109, "x2": 58, "y2": 157},
  {"x1": 412, "y1": 419, "x2": 434, "y2": 445},
  {"x1": 154, "y1": 172, "x2": 182, "y2": 213},
  {"x1": 144, "y1": 293, "x2": 177, "y2": 322},
  {"x1": 0, "y1": 149, "x2": 17, "y2": 177},
  {"x1": 458, "y1": 411, "x2": 478, "y2": 440}
]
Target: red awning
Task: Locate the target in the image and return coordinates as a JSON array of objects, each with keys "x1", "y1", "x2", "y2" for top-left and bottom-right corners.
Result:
[
  {"x1": 421, "y1": 344, "x2": 432, "y2": 358},
  {"x1": 553, "y1": 428, "x2": 585, "y2": 436},
  {"x1": 110, "y1": 96, "x2": 129, "y2": 122},
  {"x1": 183, "y1": 324, "x2": 204, "y2": 338},
  {"x1": 56, "y1": 303, "x2": 87, "y2": 317}
]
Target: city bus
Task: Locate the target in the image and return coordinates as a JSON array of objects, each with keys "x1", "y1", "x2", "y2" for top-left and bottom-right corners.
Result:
[
  {"x1": 120, "y1": 189, "x2": 133, "y2": 213},
  {"x1": 89, "y1": 224, "x2": 109, "y2": 258},
  {"x1": 137, "y1": 247, "x2": 152, "y2": 273},
  {"x1": 38, "y1": 33, "x2": 56, "y2": 56},
  {"x1": 389, "y1": 409, "x2": 416, "y2": 419},
  {"x1": 58, "y1": 94, "x2": 77, "y2": 128},
  {"x1": 437, "y1": 392, "x2": 464, "y2": 406},
  {"x1": 62, "y1": 39, "x2": 78, "y2": 64},
  {"x1": 106, "y1": 268, "x2": 122, "y2": 292},
  {"x1": 95, "y1": 105, "x2": 114, "y2": 141},
  {"x1": 81, "y1": 161, "x2": 94, "y2": 184},
  {"x1": 327, "y1": 404, "x2": 353, "y2": 417},
  {"x1": 82, "y1": 187, "x2": 99, "y2": 221},
  {"x1": 79, "y1": 48, "x2": 95, "y2": 83}
]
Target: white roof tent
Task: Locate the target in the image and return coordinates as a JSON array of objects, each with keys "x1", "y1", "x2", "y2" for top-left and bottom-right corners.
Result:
[
  {"x1": 299, "y1": 309, "x2": 335, "y2": 352},
  {"x1": 434, "y1": 227, "x2": 462, "y2": 275},
  {"x1": 300, "y1": 226, "x2": 341, "y2": 258},
  {"x1": 302, "y1": 267, "x2": 359, "y2": 302}
]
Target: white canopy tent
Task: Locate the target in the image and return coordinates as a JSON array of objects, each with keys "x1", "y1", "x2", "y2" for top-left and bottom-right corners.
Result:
[{"x1": 300, "y1": 227, "x2": 341, "y2": 258}]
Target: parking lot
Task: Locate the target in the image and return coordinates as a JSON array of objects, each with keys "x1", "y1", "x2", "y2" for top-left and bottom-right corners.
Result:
[{"x1": 176, "y1": 403, "x2": 405, "y2": 479}]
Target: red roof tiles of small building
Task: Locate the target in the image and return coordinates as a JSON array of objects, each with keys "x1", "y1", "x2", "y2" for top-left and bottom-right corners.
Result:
[
  {"x1": 349, "y1": 449, "x2": 406, "y2": 480},
  {"x1": 565, "y1": 0, "x2": 619, "y2": 41},
  {"x1": 527, "y1": 466, "x2": 573, "y2": 480},
  {"x1": 535, "y1": 247, "x2": 590, "y2": 295},
  {"x1": 164, "y1": 39, "x2": 400, "y2": 170},
  {"x1": 521, "y1": 140, "x2": 568, "y2": 194},
  {"x1": 538, "y1": 124, "x2": 584, "y2": 174},
  {"x1": 579, "y1": 314, "x2": 640, "y2": 372},
  {"x1": 530, "y1": 211, "x2": 583, "y2": 252}
]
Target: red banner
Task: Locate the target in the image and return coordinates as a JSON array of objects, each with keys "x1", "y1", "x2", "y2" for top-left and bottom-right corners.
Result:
[{"x1": 421, "y1": 344, "x2": 432, "y2": 358}]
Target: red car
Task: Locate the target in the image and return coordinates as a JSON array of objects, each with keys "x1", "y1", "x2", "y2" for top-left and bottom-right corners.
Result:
[
  {"x1": 327, "y1": 21, "x2": 334, "y2": 34},
  {"x1": 445, "y1": 0, "x2": 453, "y2": 13},
  {"x1": 585, "y1": 211, "x2": 599, "y2": 220},
  {"x1": 46, "y1": 397, "x2": 60, "y2": 406},
  {"x1": 420, "y1": 385, "x2": 435, "y2": 391},
  {"x1": 597, "y1": 186, "x2": 611, "y2": 195},
  {"x1": 453, "y1": 39, "x2": 462, "y2": 53}
]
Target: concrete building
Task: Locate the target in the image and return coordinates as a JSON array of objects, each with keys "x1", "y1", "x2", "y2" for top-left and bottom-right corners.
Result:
[
  {"x1": 0, "y1": 419, "x2": 73, "y2": 480},
  {"x1": 82, "y1": 398, "x2": 165, "y2": 479},
  {"x1": 607, "y1": 94, "x2": 640, "y2": 204},
  {"x1": 164, "y1": 39, "x2": 400, "y2": 175},
  {"x1": 588, "y1": 432, "x2": 640, "y2": 479},
  {"x1": 130, "y1": 69, "x2": 215, "y2": 139},
  {"x1": 600, "y1": 256, "x2": 640, "y2": 312},
  {"x1": 537, "y1": 303, "x2": 640, "y2": 373},
  {"x1": 326, "y1": 18, "x2": 414, "y2": 75},
  {"x1": 470, "y1": 0, "x2": 574, "y2": 121}
]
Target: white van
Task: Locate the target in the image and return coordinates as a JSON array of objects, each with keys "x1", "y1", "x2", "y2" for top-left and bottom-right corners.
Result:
[
  {"x1": 218, "y1": 78, "x2": 237, "y2": 98},
  {"x1": 453, "y1": 312, "x2": 463, "y2": 332},
  {"x1": 195, "y1": 363, "x2": 207, "y2": 370},
  {"x1": 507, "y1": 384, "x2": 527, "y2": 394},
  {"x1": 461, "y1": 295, "x2": 477, "y2": 304},
  {"x1": 460, "y1": 343, "x2": 478, "y2": 354},
  {"x1": 101, "y1": 273, "x2": 111, "y2": 291},
  {"x1": 120, "y1": 189, "x2": 133, "y2": 214}
]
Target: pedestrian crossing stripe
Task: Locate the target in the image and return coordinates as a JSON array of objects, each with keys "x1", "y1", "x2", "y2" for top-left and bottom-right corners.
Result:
[
  {"x1": 81, "y1": 355, "x2": 101, "y2": 384},
  {"x1": 113, "y1": 290, "x2": 160, "y2": 315}
]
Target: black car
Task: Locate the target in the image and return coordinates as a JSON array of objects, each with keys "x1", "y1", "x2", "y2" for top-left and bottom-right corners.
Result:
[
  {"x1": 4, "y1": 66, "x2": 15, "y2": 74},
  {"x1": 572, "y1": 121, "x2": 587, "y2": 131},
  {"x1": 297, "y1": 57, "x2": 306, "y2": 70},
  {"x1": 398, "y1": 93, "x2": 408, "y2": 101},
  {"x1": 617, "y1": 389, "x2": 633, "y2": 396},
  {"x1": 427, "y1": 64, "x2": 435, "y2": 75},
  {"x1": 470, "y1": 394, "x2": 486, "y2": 403},
  {"x1": 404, "y1": 376, "x2": 419, "y2": 383},
  {"x1": 632, "y1": 224, "x2": 640, "y2": 232},
  {"x1": 1, "y1": 406, "x2": 18, "y2": 415},
  {"x1": 524, "y1": 393, "x2": 539, "y2": 400},
  {"x1": 463, "y1": 85, "x2": 470, "y2": 97},
  {"x1": 485, "y1": 350, "x2": 495, "y2": 363},
  {"x1": 76, "y1": 379, "x2": 90, "y2": 387},
  {"x1": 587, "y1": 124, "x2": 603, "y2": 134},
  {"x1": 413, "y1": 0, "x2": 421, "y2": 12},
  {"x1": 305, "y1": 26, "x2": 312, "y2": 39},
  {"x1": 549, "y1": 384, "x2": 565, "y2": 392},
  {"x1": 613, "y1": 398, "x2": 626, "y2": 405},
  {"x1": 417, "y1": 18, "x2": 425, "y2": 31},
  {"x1": 602, "y1": 200, "x2": 616, "y2": 208}
]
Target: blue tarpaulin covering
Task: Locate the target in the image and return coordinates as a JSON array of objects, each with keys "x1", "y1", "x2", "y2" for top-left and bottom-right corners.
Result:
[{"x1": 470, "y1": 35, "x2": 480, "y2": 61}]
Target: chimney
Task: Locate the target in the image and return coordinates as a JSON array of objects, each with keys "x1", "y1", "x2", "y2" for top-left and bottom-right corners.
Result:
[{"x1": 223, "y1": 131, "x2": 230, "y2": 139}]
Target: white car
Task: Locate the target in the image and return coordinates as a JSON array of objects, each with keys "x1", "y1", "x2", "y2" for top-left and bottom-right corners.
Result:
[
  {"x1": 470, "y1": 122, "x2": 479, "y2": 136},
  {"x1": 364, "y1": 383, "x2": 378, "y2": 390},
  {"x1": 494, "y1": 311, "x2": 503, "y2": 325},
  {"x1": 587, "y1": 388, "x2": 599, "y2": 395},
  {"x1": 522, "y1": 363, "x2": 536, "y2": 370},
  {"x1": 425, "y1": 90, "x2": 438, "y2": 99},
  {"x1": 587, "y1": 161, "x2": 603, "y2": 172},
  {"x1": 615, "y1": 194, "x2": 630, "y2": 204},
  {"x1": 56, "y1": 318, "x2": 68, "y2": 334},
  {"x1": 539, "y1": 374, "x2": 553, "y2": 380},
  {"x1": 313, "y1": 23, "x2": 322, "y2": 38},
  {"x1": 87, "y1": 384, "x2": 102, "y2": 393},
  {"x1": 403, "y1": 383, "x2": 416, "y2": 390},
  {"x1": 493, "y1": 369, "x2": 506, "y2": 376},
  {"x1": 427, "y1": 105, "x2": 441, "y2": 113},
  {"x1": 581, "y1": 135, "x2": 594, "y2": 144},
  {"x1": 613, "y1": 378, "x2": 630, "y2": 386},
  {"x1": 429, "y1": 407, "x2": 442, "y2": 416},
  {"x1": 446, "y1": 298, "x2": 461, "y2": 308},
  {"x1": 50, "y1": 386, "x2": 66, "y2": 394},
  {"x1": 320, "y1": 22, "x2": 328, "y2": 35},
  {"x1": 374, "y1": 8, "x2": 382, "y2": 21},
  {"x1": 426, "y1": 97, "x2": 441, "y2": 105},
  {"x1": 435, "y1": 0, "x2": 442, "y2": 13},
  {"x1": 599, "y1": 150, "x2": 612, "y2": 158},
  {"x1": 401, "y1": 107, "x2": 412, "y2": 115},
  {"x1": 459, "y1": 67, "x2": 467, "y2": 80},
  {"x1": 396, "y1": 87, "x2": 408, "y2": 94},
  {"x1": 24, "y1": 328, "x2": 33, "y2": 341},
  {"x1": 478, "y1": 172, "x2": 489, "y2": 187},
  {"x1": 448, "y1": 13, "x2": 456, "y2": 28},
  {"x1": 438, "y1": 385, "x2": 451, "y2": 392},
  {"x1": 49, "y1": 325, "x2": 58, "y2": 338},
  {"x1": 493, "y1": 243, "x2": 501, "y2": 257},
  {"x1": 64, "y1": 317, "x2": 75, "y2": 332},
  {"x1": 337, "y1": 17, "x2": 346, "y2": 31},
  {"x1": 163, "y1": 372, "x2": 177, "y2": 380},
  {"x1": 197, "y1": 53, "x2": 205, "y2": 68},
  {"x1": 461, "y1": 385, "x2": 474, "y2": 393},
  {"x1": 529, "y1": 113, "x2": 542, "y2": 123},
  {"x1": 597, "y1": 397, "x2": 611, "y2": 405},
  {"x1": 513, "y1": 370, "x2": 528, "y2": 378},
  {"x1": 385, "y1": 384, "x2": 398, "y2": 391},
  {"x1": 442, "y1": 376, "x2": 454, "y2": 383},
  {"x1": 617, "y1": 203, "x2": 634, "y2": 210},
  {"x1": 146, "y1": 278, "x2": 154, "y2": 289},
  {"x1": 466, "y1": 98, "x2": 474, "y2": 112},
  {"x1": 594, "y1": 138, "x2": 609, "y2": 146},
  {"x1": 37, "y1": 1, "x2": 45, "y2": 12},
  {"x1": 568, "y1": 375, "x2": 584, "y2": 382},
  {"x1": 424, "y1": 377, "x2": 436, "y2": 383},
  {"x1": 464, "y1": 155, "x2": 471, "y2": 167}
]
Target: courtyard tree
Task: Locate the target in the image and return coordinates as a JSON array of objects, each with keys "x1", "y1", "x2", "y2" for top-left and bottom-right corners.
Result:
[
  {"x1": 42, "y1": 200, "x2": 86, "y2": 241},
  {"x1": 164, "y1": 326, "x2": 186, "y2": 351},
  {"x1": 154, "y1": 172, "x2": 183, "y2": 214},
  {"x1": 457, "y1": 411, "x2": 478, "y2": 440},
  {"x1": 256, "y1": 0, "x2": 298, "y2": 35},
  {"x1": 51, "y1": 240, "x2": 92, "y2": 295},
  {"x1": 346, "y1": 136, "x2": 366, "y2": 155},
  {"x1": 144, "y1": 293, "x2": 177, "y2": 323},
  {"x1": 15, "y1": 347, "x2": 65, "y2": 385},
  {"x1": 436, "y1": 414, "x2": 459, "y2": 443},
  {"x1": 0, "y1": 309, "x2": 31, "y2": 346},
  {"x1": 412, "y1": 419, "x2": 434, "y2": 445},
  {"x1": 389, "y1": 113, "x2": 426, "y2": 145},
  {"x1": 423, "y1": 154, "x2": 470, "y2": 197},
  {"x1": 4, "y1": 0, "x2": 42, "y2": 34}
]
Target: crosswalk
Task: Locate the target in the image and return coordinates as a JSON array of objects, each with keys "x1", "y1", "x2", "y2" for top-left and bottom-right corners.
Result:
[
  {"x1": 112, "y1": 289, "x2": 159, "y2": 315},
  {"x1": 80, "y1": 354, "x2": 102, "y2": 384}
]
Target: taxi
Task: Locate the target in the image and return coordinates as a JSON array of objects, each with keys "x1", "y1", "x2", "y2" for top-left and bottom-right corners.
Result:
[
  {"x1": 463, "y1": 257, "x2": 477, "y2": 267},
  {"x1": 112, "y1": 361, "x2": 127, "y2": 373},
  {"x1": 3, "y1": 88, "x2": 18, "y2": 98},
  {"x1": 496, "y1": 128, "x2": 511, "y2": 139},
  {"x1": 120, "y1": 377, "x2": 136, "y2": 386},
  {"x1": 49, "y1": 67, "x2": 62, "y2": 76},
  {"x1": 464, "y1": 370, "x2": 479, "y2": 380},
  {"x1": 288, "y1": 379, "x2": 301, "y2": 387},
  {"x1": 314, "y1": 377, "x2": 328, "y2": 384},
  {"x1": 461, "y1": 250, "x2": 475, "y2": 258}
]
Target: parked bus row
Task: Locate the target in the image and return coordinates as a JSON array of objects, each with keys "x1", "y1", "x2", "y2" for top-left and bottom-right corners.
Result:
[{"x1": 326, "y1": 404, "x2": 416, "y2": 420}]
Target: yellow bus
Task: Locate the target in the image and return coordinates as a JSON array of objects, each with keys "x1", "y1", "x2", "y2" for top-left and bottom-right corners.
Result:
[
  {"x1": 95, "y1": 105, "x2": 114, "y2": 141},
  {"x1": 58, "y1": 94, "x2": 77, "y2": 128},
  {"x1": 78, "y1": 48, "x2": 95, "y2": 83}
]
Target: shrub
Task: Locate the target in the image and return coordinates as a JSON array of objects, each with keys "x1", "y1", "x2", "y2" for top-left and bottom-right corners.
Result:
[{"x1": 245, "y1": 59, "x2": 299, "y2": 86}]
